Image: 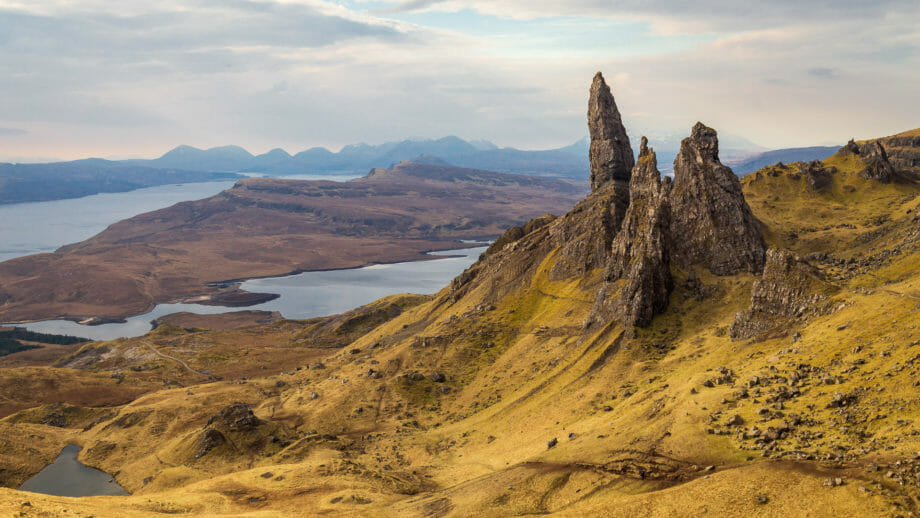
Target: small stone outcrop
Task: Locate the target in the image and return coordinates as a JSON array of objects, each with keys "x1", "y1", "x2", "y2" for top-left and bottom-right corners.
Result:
[
  {"x1": 188, "y1": 402, "x2": 294, "y2": 461},
  {"x1": 839, "y1": 139, "x2": 860, "y2": 156},
  {"x1": 207, "y1": 402, "x2": 263, "y2": 431},
  {"x1": 796, "y1": 160, "x2": 834, "y2": 191},
  {"x1": 588, "y1": 72, "x2": 634, "y2": 192},
  {"x1": 730, "y1": 249, "x2": 837, "y2": 340},
  {"x1": 669, "y1": 122, "x2": 767, "y2": 275}
]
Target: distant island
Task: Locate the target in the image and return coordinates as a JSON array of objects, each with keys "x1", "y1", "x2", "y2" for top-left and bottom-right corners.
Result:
[{"x1": 0, "y1": 159, "x2": 242, "y2": 205}]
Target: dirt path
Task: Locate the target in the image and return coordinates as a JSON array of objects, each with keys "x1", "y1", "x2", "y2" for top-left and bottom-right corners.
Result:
[{"x1": 141, "y1": 341, "x2": 206, "y2": 377}]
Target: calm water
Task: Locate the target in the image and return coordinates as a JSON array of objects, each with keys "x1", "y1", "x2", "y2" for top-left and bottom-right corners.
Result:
[
  {"x1": 18, "y1": 444, "x2": 129, "y2": 497},
  {"x1": 0, "y1": 174, "x2": 358, "y2": 263},
  {"x1": 19, "y1": 245, "x2": 485, "y2": 341}
]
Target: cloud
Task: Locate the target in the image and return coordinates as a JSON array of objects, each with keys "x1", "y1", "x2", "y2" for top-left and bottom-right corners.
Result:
[
  {"x1": 375, "y1": 0, "x2": 449, "y2": 14},
  {"x1": 384, "y1": 0, "x2": 917, "y2": 33},
  {"x1": 0, "y1": 127, "x2": 26, "y2": 136},
  {"x1": 808, "y1": 67, "x2": 838, "y2": 79},
  {"x1": 1, "y1": 0, "x2": 918, "y2": 159}
]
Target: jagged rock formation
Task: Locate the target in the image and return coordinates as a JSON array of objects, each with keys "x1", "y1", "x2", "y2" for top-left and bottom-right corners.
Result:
[
  {"x1": 459, "y1": 84, "x2": 766, "y2": 331},
  {"x1": 730, "y1": 248, "x2": 837, "y2": 340},
  {"x1": 588, "y1": 72, "x2": 634, "y2": 192},
  {"x1": 589, "y1": 138, "x2": 673, "y2": 328},
  {"x1": 669, "y1": 123, "x2": 767, "y2": 275},
  {"x1": 838, "y1": 138, "x2": 897, "y2": 182},
  {"x1": 546, "y1": 183, "x2": 629, "y2": 280},
  {"x1": 858, "y1": 140, "x2": 896, "y2": 182},
  {"x1": 545, "y1": 72, "x2": 636, "y2": 280}
]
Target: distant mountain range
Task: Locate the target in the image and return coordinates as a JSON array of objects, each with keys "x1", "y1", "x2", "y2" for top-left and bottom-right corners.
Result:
[
  {"x1": 0, "y1": 134, "x2": 843, "y2": 205},
  {"x1": 726, "y1": 145, "x2": 842, "y2": 175},
  {"x1": 120, "y1": 136, "x2": 592, "y2": 179}
]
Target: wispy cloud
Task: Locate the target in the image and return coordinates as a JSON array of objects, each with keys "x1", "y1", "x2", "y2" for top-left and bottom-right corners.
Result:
[
  {"x1": 808, "y1": 67, "x2": 838, "y2": 79},
  {"x1": 0, "y1": 127, "x2": 26, "y2": 136}
]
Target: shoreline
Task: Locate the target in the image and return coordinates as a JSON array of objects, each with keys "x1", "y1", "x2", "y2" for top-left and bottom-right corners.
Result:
[{"x1": 0, "y1": 241, "x2": 489, "y2": 329}]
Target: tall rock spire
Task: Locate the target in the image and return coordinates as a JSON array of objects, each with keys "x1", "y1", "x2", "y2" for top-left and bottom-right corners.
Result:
[
  {"x1": 588, "y1": 72, "x2": 634, "y2": 191},
  {"x1": 602, "y1": 139, "x2": 672, "y2": 328}
]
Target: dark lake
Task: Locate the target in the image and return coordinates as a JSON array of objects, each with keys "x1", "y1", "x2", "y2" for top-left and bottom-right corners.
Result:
[{"x1": 18, "y1": 444, "x2": 129, "y2": 497}]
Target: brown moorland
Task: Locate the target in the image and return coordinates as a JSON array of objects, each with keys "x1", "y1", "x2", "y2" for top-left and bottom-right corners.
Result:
[{"x1": 0, "y1": 161, "x2": 585, "y2": 324}]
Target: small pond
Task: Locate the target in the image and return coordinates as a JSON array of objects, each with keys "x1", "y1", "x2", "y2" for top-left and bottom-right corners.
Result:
[{"x1": 18, "y1": 444, "x2": 129, "y2": 497}]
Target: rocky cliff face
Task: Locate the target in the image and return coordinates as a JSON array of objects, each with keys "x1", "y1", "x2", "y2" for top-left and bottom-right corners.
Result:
[
  {"x1": 669, "y1": 123, "x2": 767, "y2": 275},
  {"x1": 588, "y1": 72, "x2": 634, "y2": 192},
  {"x1": 879, "y1": 131, "x2": 920, "y2": 176}
]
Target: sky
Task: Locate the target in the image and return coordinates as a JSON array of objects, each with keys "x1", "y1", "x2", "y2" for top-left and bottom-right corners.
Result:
[{"x1": 0, "y1": 0, "x2": 918, "y2": 162}]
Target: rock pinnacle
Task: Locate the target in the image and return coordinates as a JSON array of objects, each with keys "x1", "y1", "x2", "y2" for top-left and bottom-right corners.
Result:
[{"x1": 588, "y1": 72, "x2": 634, "y2": 191}]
